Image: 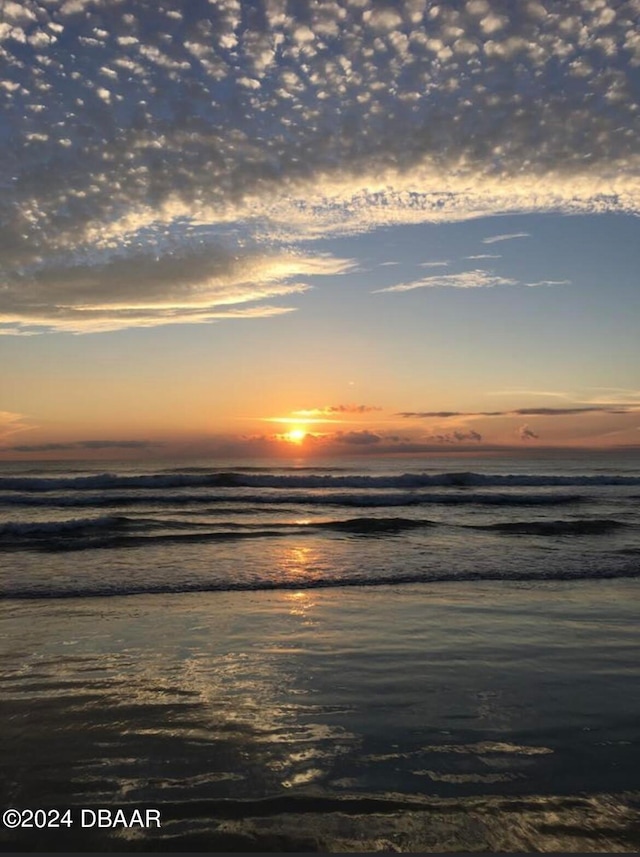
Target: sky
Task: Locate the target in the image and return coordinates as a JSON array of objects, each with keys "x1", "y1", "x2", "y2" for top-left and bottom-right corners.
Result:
[{"x1": 1, "y1": 0, "x2": 640, "y2": 459}]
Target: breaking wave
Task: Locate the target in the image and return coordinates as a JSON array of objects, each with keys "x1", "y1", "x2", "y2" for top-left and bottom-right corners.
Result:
[
  {"x1": 0, "y1": 514, "x2": 438, "y2": 552},
  {"x1": 0, "y1": 491, "x2": 587, "y2": 509},
  {"x1": 2, "y1": 470, "x2": 640, "y2": 493},
  {"x1": 0, "y1": 514, "x2": 627, "y2": 553},
  {"x1": 3, "y1": 462, "x2": 638, "y2": 601}
]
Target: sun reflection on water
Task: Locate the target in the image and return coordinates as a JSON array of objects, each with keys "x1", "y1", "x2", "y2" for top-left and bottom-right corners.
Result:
[
  {"x1": 283, "y1": 544, "x2": 314, "y2": 574},
  {"x1": 286, "y1": 589, "x2": 317, "y2": 620}
]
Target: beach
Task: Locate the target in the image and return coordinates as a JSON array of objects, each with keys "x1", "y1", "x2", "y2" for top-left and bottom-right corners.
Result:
[
  {"x1": 2, "y1": 453, "x2": 640, "y2": 851},
  {"x1": 4, "y1": 0, "x2": 640, "y2": 848},
  {"x1": 3, "y1": 578, "x2": 640, "y2": 852}
]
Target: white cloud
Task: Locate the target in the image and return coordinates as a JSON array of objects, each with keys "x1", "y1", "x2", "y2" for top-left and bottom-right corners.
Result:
[
  {"x1": 466, "y1": 254, "x2": 501, "y2": 259},
  {"x1": 362, "y1": 8, "x2": 404, "y2": 31},
  {"x1": 292, "y1": 25, "x2": 315, "y2": 44},
  {"x1": 526, "y1": 279, "x2": 571, "y2": 287},
  {"x1": 480, "y1": 13, "x2": 509, "y2": 34},
  {"x1": 482, "y1": 232, "x2": 531, "y2": 244},
  {"x1": 1, "y1": 0, "x2": 639, "y2": 333},
  {"x1": 373, "y1": 270, "x2": 518, "y2": 293},
  {"x1": 1, "y1": 1, "x2": 37, "y2": 27}
]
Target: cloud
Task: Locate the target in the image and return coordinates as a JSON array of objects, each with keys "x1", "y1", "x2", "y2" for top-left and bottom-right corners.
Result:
[
  {"x1": 2, "y1": 0, "x2": 640, "y2": 333},
  {"x1": 1, "y1": 248, "x2": 354, "y2": 333},
  {"x1": 77, "y1": 440, "x2": 162, "y2": 450},
  {"x1": 362, "y1": 8, "x2": 404, "y2": 32},
  {"x1": 333, "y1": 430, "x2": 383, "y2": 446},
  {"x1": 0, "y1": 411, "x2": 33, "y2": 444},
  {"x1": 585, "y1": 388, "x2": 640, "y2": 406},
  {"x1": 215, "y1": 427, "x2": 411, "y2": 455},
  {"x1": 292, "y1": 404, "x2": 383, "y2": 416},
  {"x1": 526, "y1": 280, "x2": 571, "y2": 288},
  {"x1": 398, "y1": 411, "x2": 465, "y2": 418},
  {"x1": 519, "y1": 425, "x2": 539, "y2": 441},
  {"x1": 373, "y1": 270, "x2": 518, "y2": 293},
  {"x1": 321, "y1": 429, "x2": 486, "y2": 452},
  {"x1": 9, "y1": 440, "x2": 162, "y2": 452},
  {"x1": 512, "y1": 407, "x2": 607, "y2": 416},
  {"x1": 423, "y1": 430, "x2": 483, "y2": 443},
  {"x1": 488, "y1": 389, "x2": 572, "y2": 398},
  {"x1": 398, "y1": 406, "x2": 638, "y2": 418},
  {"x1": 466, "y1": 254, "x2": 502, "y2": 260},
  {"x1": 482, "y1": 233, "x2": 531, "y2": 244},
  {"x1": 168, "y1": 430, "x2": 544, "y2": 458}
]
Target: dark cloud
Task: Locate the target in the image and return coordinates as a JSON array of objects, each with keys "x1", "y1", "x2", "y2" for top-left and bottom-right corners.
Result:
[
  {"x1": 11, "y1": 439, "x2": 161, "y2": 452},
  {"x1": 455, "y1": 430, "x2": 482, "y2": 443},
  {"x1": 519, "y1": 425, "x2": 539, "y2": 441},
  {"x1": 334, "y1": 430, "x2": 383, "y2": 446},
  {"x1": 512, "y1": 407, "x2": 609, "y2": 416},
  {"x1": 398, "y1": 410, "x2": 504, "y2": 418},
  {"x1": 77, "y1": 440, "x2": 162, "y2": 450},
  {"x1": 9, "y1": 443, "x2": 72, "y2": 453},
  {"x1": 398, "y1": 411, "x2": 465, "y2": 418},
  {"x1": 397, "y1": 406, "x2": 634, "y2": 418},
  {"x1": 424, "y1": 431, "x2": 483, "y2": 444}
]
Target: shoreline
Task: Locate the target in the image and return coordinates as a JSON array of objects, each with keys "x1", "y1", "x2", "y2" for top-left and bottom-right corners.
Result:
[
  {"x1": 3, "y1": 790, "x2": 640, "y2": 852},
  {"x1": 3, "y1": 579, "x2": 640, "y2": 852}
]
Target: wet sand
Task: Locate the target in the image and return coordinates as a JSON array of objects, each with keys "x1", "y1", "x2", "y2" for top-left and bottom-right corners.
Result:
[{"x1": 2, "y1": 580, "x2": 640, "y2": 851}]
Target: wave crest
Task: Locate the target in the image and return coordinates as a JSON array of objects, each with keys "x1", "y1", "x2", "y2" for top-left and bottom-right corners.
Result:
[{"x1": 1, "y1": 470, "x2": 639, "y2": 493}]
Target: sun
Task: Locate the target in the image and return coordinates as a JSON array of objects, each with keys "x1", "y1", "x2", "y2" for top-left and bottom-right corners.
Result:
[{"x1": 284, "y1": 427, "x2": 307, "y2": 444}]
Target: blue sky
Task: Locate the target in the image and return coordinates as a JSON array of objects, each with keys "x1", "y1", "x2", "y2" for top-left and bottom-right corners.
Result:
[{"x1": 1, "y1": 0, "x2": 639, "y2": 456}]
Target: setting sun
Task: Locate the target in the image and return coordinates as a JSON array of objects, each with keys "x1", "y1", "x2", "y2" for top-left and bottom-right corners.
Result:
[{"x1": 284, "y1": 428, "x2": 307, "y2": 444}]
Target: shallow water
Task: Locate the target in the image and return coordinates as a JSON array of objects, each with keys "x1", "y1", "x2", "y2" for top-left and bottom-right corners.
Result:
[
  {"x1": 2, "y1": 452, "x2": 640, "y2": 599},
  {"x1": 2, "y1": 580, "x2": 640, "y2": 851},
  {"x1": 2, "y1": 452, "x2": 640, "y2": 850}
]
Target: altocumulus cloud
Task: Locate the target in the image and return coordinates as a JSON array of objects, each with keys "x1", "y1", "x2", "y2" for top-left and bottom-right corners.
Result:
[{"x1": 1, "y1": 0, "x2": 639, "y2": 333}]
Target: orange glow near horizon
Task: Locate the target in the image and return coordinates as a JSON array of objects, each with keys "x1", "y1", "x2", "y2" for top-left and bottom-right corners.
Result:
[
  {"x1": 262, "y1": 416, "x2": 343, "y2": 425},
  {"x1": 283, "y1": 427, "x2": 307, "y2": 444}
]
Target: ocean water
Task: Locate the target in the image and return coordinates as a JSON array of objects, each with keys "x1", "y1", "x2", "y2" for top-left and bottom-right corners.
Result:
[
  {"x1": 2, "y1": 451, "x2": 640, "y2": 599},
  {"x1": 2, "y1": 452, "x2": 640, "y2": 851}
]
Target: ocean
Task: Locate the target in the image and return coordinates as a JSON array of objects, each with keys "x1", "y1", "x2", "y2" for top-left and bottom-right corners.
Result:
[{"x1": 2, "y1": 451, "x2": 640, "y2": 851}]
